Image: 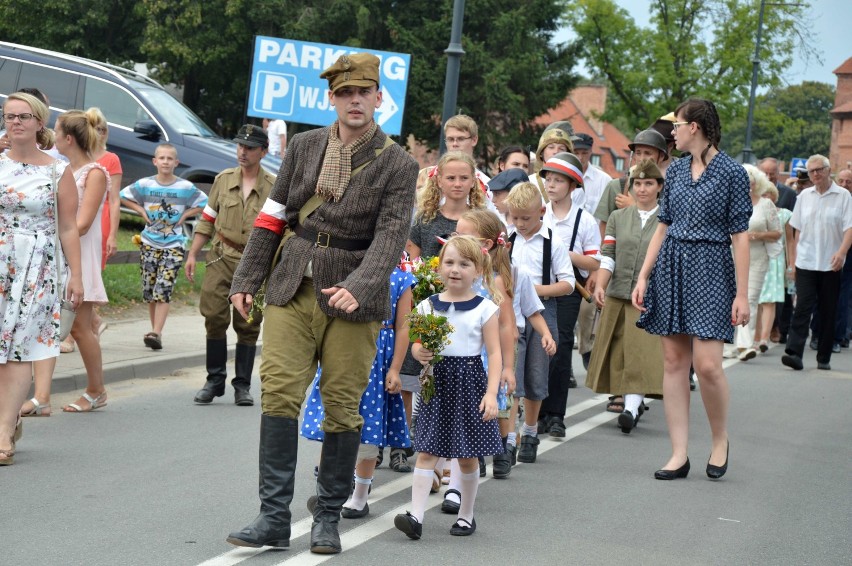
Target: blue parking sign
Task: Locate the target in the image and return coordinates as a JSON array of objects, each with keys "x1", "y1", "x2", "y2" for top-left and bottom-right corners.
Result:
[{"x1": 247, "y1": 37, "x2": 411, "y2": 136}]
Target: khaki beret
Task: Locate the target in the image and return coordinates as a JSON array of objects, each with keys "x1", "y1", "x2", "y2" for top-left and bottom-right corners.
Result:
[{"x1": 320, "y1": 53, "x2": 380, "y2": 93}]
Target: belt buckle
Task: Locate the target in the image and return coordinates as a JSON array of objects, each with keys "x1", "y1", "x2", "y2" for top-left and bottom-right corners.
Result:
[{"x1": 315, "y1": 232, "x2": 331, "y2": 248}]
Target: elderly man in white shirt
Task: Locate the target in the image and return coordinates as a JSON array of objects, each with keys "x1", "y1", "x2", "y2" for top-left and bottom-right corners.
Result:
[{"x1": 782, "y1": 154, "x2": 852, "y2": 371}]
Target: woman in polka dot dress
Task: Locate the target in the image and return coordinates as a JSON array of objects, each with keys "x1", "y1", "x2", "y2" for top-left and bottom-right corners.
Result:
[
  {"x1": 301, "y1": 267, "x2": 415, "y2": 518},
  {"x1": 633, "y1": 98, "x2": 752, "y2": 482},
  {"x1": 394, "y1": 236, "x2": 503, "y2": 540}
]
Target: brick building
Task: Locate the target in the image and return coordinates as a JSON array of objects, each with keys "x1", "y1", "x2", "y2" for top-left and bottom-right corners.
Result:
[
  {"x1": 535, "y1": 85, "x2": 631, "y2": 179},
  {"x1": 830, "y1": 56, "x2": 852, "y2": 171}
]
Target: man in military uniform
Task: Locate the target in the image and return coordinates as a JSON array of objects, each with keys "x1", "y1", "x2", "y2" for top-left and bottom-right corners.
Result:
[
  {"x1": 185, "y1": 124, "x2": 275, "y2": 406},
  {"x1": 226, "y1": 53, "x2": 419, "y2": 554}
]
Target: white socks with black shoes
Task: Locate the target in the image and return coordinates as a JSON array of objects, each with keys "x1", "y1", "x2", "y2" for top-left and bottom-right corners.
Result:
[{"x1": 624, "y1": 394, "x2": 644, "y2": 417}]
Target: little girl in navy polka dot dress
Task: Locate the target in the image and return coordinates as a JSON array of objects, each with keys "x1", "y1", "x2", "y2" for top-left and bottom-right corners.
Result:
[{"x1": 394, "y1": 235, "x2": 503, "y2": 540}]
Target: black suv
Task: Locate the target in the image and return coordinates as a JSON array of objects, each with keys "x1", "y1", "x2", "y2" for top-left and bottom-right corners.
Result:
[{"x1": 0, "y1": 41, "x2": 281, "y2": 191}]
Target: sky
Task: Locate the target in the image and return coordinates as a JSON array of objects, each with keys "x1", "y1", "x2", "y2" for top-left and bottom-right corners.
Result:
[{"x1": 555, "y1": 0, "x2": 852, "y2": 87}]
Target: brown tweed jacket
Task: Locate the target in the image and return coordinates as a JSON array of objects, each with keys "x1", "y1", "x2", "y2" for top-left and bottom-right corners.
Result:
[{"x1": 230, "y1": 124, "x2": 418, "y2": 322}]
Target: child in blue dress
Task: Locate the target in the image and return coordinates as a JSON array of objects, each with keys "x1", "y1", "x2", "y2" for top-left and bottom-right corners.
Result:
[
  {"x1": 301, "y1": 267, "x2": 415, "y2": 517},
  {"x1": 395, "y1": 235, "x2": 503, "y2": 539}
]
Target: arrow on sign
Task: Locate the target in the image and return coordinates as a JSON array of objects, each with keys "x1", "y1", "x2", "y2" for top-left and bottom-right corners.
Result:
[{"x1": 376, "y1": 86, "x2": 399, "y2": 127}]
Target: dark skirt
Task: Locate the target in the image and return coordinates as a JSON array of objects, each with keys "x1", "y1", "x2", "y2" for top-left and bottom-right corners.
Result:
[
  {"x1": 637, "y1": 237, "x2": 737, "y2": 343},
  {"x1": 415, "y1": 355, "x2": 503, "y2": 458}
]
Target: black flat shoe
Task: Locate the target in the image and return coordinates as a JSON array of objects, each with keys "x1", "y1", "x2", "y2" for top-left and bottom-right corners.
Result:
[
  {"x1": 441, "y1": 489, "x2": 461, "y2": 514},
  {"x1": 654, "y1": 458, "x2": 690, "y2": 480},
  {"x1": 450, "y1": 517, "x2": 476, "y2": 536},
  {"x1": 341, "y1": 502, "x2": 369, "y2": 519},
  {"x1": 617, "y1": 410, "x2": 635, "y2": 434},
  {"x1": 706, "y1": 442, "x2": 729, "y2": 479},
  {"x1": 394, "y1": 512, "x2": 422, "y2": 540}
]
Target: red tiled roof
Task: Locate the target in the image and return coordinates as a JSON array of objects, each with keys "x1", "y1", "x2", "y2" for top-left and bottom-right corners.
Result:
[{"x1": 833, "y1": 57, "x2": 852, "y2": 75}]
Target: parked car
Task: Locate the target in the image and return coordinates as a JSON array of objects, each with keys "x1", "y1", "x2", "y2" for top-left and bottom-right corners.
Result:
[{"x1": 0, "y1": 41, "x2": 282, "y2": 194}]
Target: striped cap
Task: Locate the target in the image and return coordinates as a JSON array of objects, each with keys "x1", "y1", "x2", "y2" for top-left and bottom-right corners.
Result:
[{"x1": 540, "y1": 152, "x2": 584, "y2": 187}]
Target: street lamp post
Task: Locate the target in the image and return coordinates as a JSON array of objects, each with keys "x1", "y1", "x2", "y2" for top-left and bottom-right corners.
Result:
[
  {"x1": 438, "y1": 0, "x2": 466, "y2": 155},
  {"x1": 742, "y1": 0, "x2": 766, "y2": 165}
]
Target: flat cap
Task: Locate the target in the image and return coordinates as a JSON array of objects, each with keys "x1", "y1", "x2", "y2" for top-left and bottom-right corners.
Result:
[{"x1": 489, "y1": 168, "x2": 530, "y2": 192}]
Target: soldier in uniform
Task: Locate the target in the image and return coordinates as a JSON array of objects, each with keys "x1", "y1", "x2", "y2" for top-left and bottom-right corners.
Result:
[
  {"x1": 225, "y1": 53, "x2": 419, "y2": 554},
  {"x1": 185, "y1": 124, "x2": 275, "y2": 406}
]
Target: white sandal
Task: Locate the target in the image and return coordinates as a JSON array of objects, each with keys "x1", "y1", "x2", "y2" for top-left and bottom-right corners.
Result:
[
  {"x1": 20, "y1": 397, "x2": 51, "y2": 417},
  {"x1": 63, "y1": 392, "x2": 108, "y2": 413}
]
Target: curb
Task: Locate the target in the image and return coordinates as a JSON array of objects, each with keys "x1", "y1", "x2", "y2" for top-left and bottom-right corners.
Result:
[{"x1": 48, "y1": 343, "x2": 264, "y2": 395}]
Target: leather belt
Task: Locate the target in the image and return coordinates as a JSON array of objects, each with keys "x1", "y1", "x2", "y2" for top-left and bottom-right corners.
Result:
[
  {"x1": 293, "y1": 224, "x2": 371, "y2": 251},
  {"x1": 217, "y1": 233, "x2": 245, "y2": 253}
]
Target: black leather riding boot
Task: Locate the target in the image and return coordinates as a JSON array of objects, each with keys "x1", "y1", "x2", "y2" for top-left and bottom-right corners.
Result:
[
  {"x1": 226, "y1": 415, "x2": 297, "y2": 548},
  {"x1": 310, "y1": 430, "x2": 361, "y2": 554},
  {"x1": 232, "y1": 343, "x2": 256, "y2": 406},
  {"x1": 194, "y1": 338, "x2": 227, "y2": 403}
]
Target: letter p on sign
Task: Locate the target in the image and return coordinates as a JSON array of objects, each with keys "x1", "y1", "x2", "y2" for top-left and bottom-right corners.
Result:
[{"x1": 253, "y1": 72, "x2": 296, "y2": 116}]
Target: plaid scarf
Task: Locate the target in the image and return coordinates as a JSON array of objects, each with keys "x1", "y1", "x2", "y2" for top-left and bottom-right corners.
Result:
[{"x1": 315, "y1": 121, "x2": 378, "y2": 202}]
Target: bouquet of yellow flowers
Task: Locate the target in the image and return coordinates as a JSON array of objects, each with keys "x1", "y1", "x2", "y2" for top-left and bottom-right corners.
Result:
[
  {"x1": 407, "y1": 304, "x2": 454, "y2": 403},
  {"x1": 401, "y1": 255, "x2": 444, "y2": 304}
]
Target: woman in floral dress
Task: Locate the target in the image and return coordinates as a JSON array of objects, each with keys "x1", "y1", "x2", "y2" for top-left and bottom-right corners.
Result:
[{"x1": 0, "y1": 92, "x2": 83, "y2": 465}]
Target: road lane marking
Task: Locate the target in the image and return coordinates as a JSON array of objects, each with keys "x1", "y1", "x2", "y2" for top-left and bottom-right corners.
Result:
[{"x1": 198, "y1": 394, "x2": 619, "y2": 565}]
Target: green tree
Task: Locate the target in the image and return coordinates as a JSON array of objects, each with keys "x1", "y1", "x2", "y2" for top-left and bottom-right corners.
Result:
[
  {"x1": 0, "y1": 0, "x2": 145, "y2": 64},
  {"x1": 138, "y1": 0, "x2": 577, "y2": 156},
  {"x1": 721, "y1": 81, "x2": 835, "y2": 162},
  {"x1": 567, "y1": 0, "x2": 816, "y2": 134}
]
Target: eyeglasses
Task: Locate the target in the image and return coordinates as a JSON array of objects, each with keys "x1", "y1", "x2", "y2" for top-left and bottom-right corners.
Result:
[
  {"x1": 807, "y1": 165, "x2": 828, "y2": 175},
  {"x1": 445, "y1": 136, "x2": 472, "y2": 144},
  {"x1": 671, "y1": 121, "x2": 690, "y2": 128},
  {"x1": 2, "y1": 113, "x2": 35, "y2": 123}
]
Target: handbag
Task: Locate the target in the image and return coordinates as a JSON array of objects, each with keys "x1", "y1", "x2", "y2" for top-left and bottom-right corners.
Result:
[{"x1": 51, "y1": 162, "x2": 76, "y2": 341}]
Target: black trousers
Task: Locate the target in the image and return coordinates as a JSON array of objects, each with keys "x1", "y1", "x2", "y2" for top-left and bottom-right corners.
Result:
[
  {"x1": 542, "y1": 292, "x2": 582, "y2": 419},
  {"x1": 786, "y1": 268, "x2": 842, "y2": 364}
]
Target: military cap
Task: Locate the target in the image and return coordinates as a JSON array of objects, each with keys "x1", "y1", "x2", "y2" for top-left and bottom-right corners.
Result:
[
  {"x1": 320, "y1": 53, "x2": 380, "y2": 93},
  {"x1": 571, "y1": 133, "x2": 594, "y2": 150},
  {"x1": 489, "y1": 168, "x2": 530, "y2": 192},
  {"x1": 632, "y1": 158, "x2": 664, "y2": 181},
  {"x1": 535, "y1": 128, "x2": 575, "y2": 164},
  {"x1": 541, "y1": 152, "x2": 584, "y2": 187},
  {"x1": 233, "y1": 123, "x2": 268, "y2": 148}
]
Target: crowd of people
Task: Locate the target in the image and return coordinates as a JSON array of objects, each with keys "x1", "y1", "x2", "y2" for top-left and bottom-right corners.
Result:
[{"x1": 2, "y1": 50, "x2": 851, "y2": 558}]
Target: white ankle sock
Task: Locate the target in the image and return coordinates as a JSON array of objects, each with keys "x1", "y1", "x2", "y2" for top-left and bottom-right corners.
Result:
[
  {"x1": 445, "y1": 459, "x2": 462, "y2": 503},
  {"x1": 624, "y1": 394, "x2": 643, "y2": 415},
  {"x1": 506, "y1": 432, "x2": 517, "y2": 447},
  {"x1": 521, "y1": 423, "x2": 538, "y2": 437},
  {"x1": 457, "y1": 470, "x2": 480, "y2": 523},
  {"x1": 345, "y1": 475, "x2": 371, "y2": 511},
  {"x1": 411, "y1": 467, "x2": 433, "y2": 523}
]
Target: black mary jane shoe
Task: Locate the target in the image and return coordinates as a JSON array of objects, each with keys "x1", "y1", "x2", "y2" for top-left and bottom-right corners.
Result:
[
  {"x1": 617, "y1": 410, "x2": 635, "y2": 434},
  {"x1": 450, "y1": 517, "x2": 476, "y2": 536},
  {"x1": 441, "y1": 489, "x2": 461, "y2": 514},
  {"x1": 341, "y1": 502, "x2": 369, "y2": 519},
  {"x1": 706, "y1": 442, "x2": 729, "y2": 479},
  {"x1": 394, "y1": 512, "x2": 422, "y2": 540},
  {"x1": 654, "y1": 458, "x2": 690, "y2": 480}
]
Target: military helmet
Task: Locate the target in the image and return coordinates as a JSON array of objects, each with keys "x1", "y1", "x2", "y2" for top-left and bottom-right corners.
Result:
[
  {"x1": 628, "y1": 129, "x2": 668, "y2": 160},
  {"x1": 540, "y1": 152, "x2": 584, "y2": 187},
  {"x1": 535, "y1": 128, "x2": 575, "y2": 168}
]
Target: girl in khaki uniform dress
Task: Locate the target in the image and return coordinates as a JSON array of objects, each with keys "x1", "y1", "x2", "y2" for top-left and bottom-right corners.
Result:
[{"x1": 586, "y1": 160, "x2": 665, "y2": 433}]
